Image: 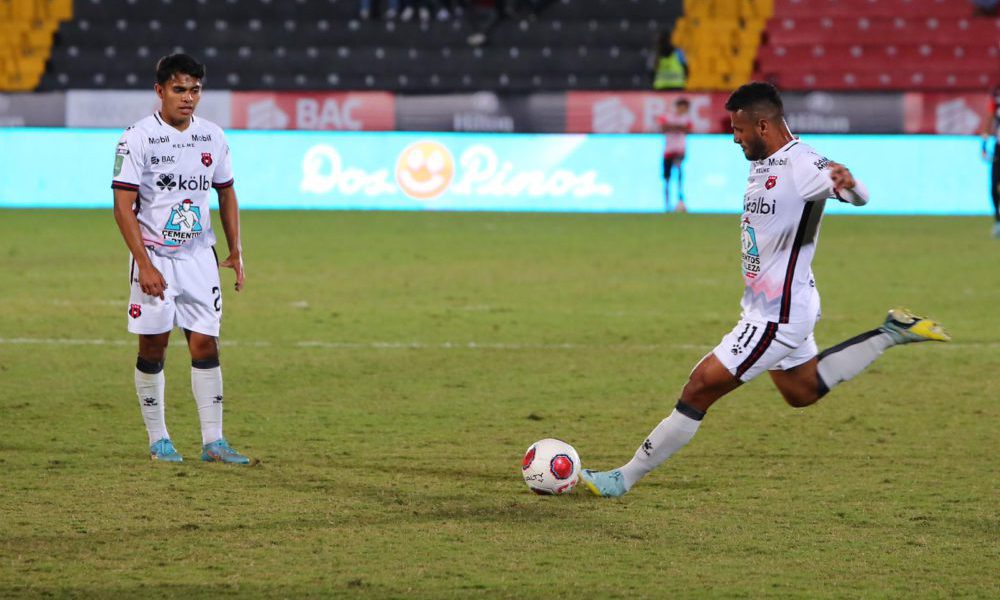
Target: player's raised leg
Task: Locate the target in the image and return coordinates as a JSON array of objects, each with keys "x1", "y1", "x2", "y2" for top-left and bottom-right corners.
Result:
[
  {"x1": 579, "y1": 352, "x2": 740, "y2": 497},
  {"x1": 817, "y1": 307, "x2": 949, "y2": 395},
  {"x1": 185, "y1": 330, "x2": 250, "y2": 464},
  {"x1": 770, "y1": 308, "x2": 950, "y2": 407}
]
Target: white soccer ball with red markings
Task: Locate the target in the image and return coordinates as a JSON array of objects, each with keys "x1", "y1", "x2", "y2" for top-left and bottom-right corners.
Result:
[{"x1": 521, "y1": 438, "x2": 580, "y2": 495}]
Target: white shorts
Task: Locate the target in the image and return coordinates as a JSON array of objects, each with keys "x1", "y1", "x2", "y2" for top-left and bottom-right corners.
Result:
[
  {"x1": 126, "y1": 245, "x2": 222, "y2": 337},
  {"x1": 712, "y1": 305, "x2": 821, "y2": 383}
]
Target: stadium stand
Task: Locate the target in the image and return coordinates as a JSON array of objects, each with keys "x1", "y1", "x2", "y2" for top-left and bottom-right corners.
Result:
[
  {"x1": 756, "y1": 0, "x2": 1000, "y2": 90},
  {"x1": 0, "y1": 0, "x2": 73, "y2": 91},
  {"x1": 671, "y1": 0, "x2": 772, "y2": 90},
  {"x1": 35, "y1": 0, "x2": 684, "y2": 92}
]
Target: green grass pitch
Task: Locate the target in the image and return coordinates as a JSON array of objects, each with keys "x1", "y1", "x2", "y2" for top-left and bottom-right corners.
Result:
[{"x1": 0, "y1": 209, "x2": 997, "y2": 599}]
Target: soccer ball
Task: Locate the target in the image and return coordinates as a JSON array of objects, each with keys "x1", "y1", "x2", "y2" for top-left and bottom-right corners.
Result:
[{"x1": 521, "y1": 438, "x2": 580, "y2": 495}]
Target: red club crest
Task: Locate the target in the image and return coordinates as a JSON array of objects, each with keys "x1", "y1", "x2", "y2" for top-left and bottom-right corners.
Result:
[
  {"x1": 201, "y1": 152, "x2": 213, "y2": 167},
  {"x1": 129, "y1": 304, "x2": 142, "y2": 318},
  {"x1": 764, "y1": 175, "x2": 777, "y2": 190}
]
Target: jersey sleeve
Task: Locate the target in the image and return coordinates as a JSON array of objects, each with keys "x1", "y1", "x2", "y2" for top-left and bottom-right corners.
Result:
[
  {"x1": 791, "y1": 152, "x2": 835, "y2": 203},
  {"x1": 211, "y1": 130, "x2": 234, "y2": 189},
  {"x1": 111, "y1": 127, "x2": 144, "y2": 192}
]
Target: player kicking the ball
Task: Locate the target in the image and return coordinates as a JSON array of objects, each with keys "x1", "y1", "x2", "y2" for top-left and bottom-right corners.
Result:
[
  {"x1": 112, "y1": 54, "x2": 250, "y2": 464},
  {"x1": 579, "y1": 82, "x2": 949, "y2": 497}
]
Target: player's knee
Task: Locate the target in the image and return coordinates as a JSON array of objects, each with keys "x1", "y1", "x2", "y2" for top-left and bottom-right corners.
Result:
[
  {"x1": 681, "y1": 371, "x2": 708, "y2": 399},
  {"x1": 680, "y1": 372, "x2": 718, "y2": 410},
  {"x1": 189, "y1": 336, "x2": 219, "y2": 361},
  {"x1": 780, "y1": 386, "x2": 819, "y2": 408},
  {"x1": 138, "y1": 336, "x2": 168, "y2": 362}
]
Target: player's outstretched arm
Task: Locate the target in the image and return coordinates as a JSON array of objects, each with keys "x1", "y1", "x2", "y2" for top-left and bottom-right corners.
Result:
[
  {"x1": 216, "y1": 185, "x2": 245, "y2": 292},
  {"x1": 829, "y1": 162, "x2": 869, "y2": 206},
  {"x1": 113, "y1": 188, "x2": 167, "y2": 299}
]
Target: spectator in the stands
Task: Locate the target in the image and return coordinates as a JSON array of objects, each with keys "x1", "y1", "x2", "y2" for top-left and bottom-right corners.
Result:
[{"x1": 652, "y1": 32, "x2": 688, "y2": 90}]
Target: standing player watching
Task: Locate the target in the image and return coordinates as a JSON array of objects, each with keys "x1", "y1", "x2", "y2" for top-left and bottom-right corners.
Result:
[
  {"x1": 112, "y1": 54, "x2": 250, "y2": 464},
  {"x1": 981, "y1": 83, "x2": 1000, "y2": 238},
  {"x1": 579, "y1": 82, "x2": 949, "y2": 497},
  {"x1": 657, "y1": 97, "x2": 692, "y2": 213}
]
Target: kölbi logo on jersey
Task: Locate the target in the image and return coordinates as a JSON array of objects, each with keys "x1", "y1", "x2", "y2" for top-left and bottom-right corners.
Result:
[
  {"x1": 744, "y1": 195, "x2": 776, "y2": 215},
  {"x1": 155, "y1": 173, "x2": 211, "y2": 192}
]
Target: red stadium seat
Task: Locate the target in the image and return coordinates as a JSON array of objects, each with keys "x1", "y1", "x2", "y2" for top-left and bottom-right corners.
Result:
[
  {"x1": 774, "y1": 0, "x2": 970, "y2": 19},
  {"x1": 758, "y1": 6, "x2": 1000, "y2": 91}
]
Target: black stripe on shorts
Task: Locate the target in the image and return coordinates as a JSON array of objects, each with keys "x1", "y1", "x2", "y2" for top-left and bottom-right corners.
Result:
[{"x1": 735, "y1": 321, "x2": 778, "y2": 380}]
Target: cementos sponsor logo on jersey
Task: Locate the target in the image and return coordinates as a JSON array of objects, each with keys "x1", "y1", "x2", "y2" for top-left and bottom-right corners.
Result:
[{"x1": 299, "y1": 139, "x2": 613, "y2": 202}]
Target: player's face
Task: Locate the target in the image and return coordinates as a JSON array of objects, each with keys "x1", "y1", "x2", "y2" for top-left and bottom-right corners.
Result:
[
  {"x1": 155, "y1": 73, "x2": 202, "y2": 126},
  {"x1": 729, "y1": 109, "x2": 768, "y2": 161}
]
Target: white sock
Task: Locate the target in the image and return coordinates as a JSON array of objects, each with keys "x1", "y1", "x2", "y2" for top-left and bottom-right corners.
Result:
[
  {"x1": 191, "y1": 361, "x2": 224, "y2": 445},
  {"x1": 817, "y1": 329, "x2": 894, "y2": 396},
  {"x1": 135, "y1": 359, "x2": 168, "y2": 446},
  {"x1": 618, "y1": 406, "x2": 703, "y2": 490}
]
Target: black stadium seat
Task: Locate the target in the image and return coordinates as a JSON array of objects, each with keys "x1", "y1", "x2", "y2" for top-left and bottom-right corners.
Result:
[{"x1": 40, "y1": 0, "x2": 684, "y2": 91}]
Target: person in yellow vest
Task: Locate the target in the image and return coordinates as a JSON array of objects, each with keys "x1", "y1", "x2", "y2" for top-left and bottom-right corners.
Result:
[{"x1": 652, "y1": 32, "x2": 688, "y2": 90}]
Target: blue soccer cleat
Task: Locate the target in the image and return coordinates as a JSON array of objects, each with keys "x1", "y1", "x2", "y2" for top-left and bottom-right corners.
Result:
[
  {"x1": 879, "y1": 308, "x2": 951, "y2": 344},
  {"x1": 578, "y1": 469, "x2": 628, "y2": 498},
  {"x1": 201, "y1": 438, "x2": 251, "y2": 464},
  {"x1": 150, "y1": 438, "x2": 183, "y2": 462}
]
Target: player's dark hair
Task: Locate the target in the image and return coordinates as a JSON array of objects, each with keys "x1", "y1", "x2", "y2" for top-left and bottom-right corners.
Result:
[
  {"x1": 155, "y1": 53, "x2": 205, "y2": 85},
  {"x1": 725, "y1": 82, "x2": 783, "y2": 118}
]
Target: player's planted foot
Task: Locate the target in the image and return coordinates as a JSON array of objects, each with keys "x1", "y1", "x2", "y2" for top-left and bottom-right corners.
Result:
[
  {"x1": 880, "y1": 308, "x2": 951, "y2": 344},
  {"x1": 579, "y1": 469, "x2": 628, "y2": 497},
  {"x1": 992, "y1": 222, "x2": 1000, "y2": 239},
  {"x1": 150, "y1": 438, "x2": 183, "y2": 462},
  {"x1": 201, "y1": 438, "x2": 251, "y2": 464}
]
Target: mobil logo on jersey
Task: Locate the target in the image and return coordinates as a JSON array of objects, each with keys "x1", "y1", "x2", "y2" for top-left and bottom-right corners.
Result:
[{"x1": 297, "y1": 133, "x2": 636, "y2": 211}]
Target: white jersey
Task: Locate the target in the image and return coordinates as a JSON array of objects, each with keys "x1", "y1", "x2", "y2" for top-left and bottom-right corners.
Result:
[
  {"x1": 739, "y1": 139, "x2": 843, "y2": 324},
  {"x1": 658, "y1": 112, "x2": 691, "y2": 156},
  {"x1": 112, "y1": 113, "x2": 233, "y2": 255}
]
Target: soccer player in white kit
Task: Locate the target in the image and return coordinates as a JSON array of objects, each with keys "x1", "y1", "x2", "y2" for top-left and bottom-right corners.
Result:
[
  {"x1": 112, "y1": 54, "x2": 250, "y2": 464},
  {"x1": 580, "y1": 82, "x2": 950, "y2": 497},
  {"x1": 657, "y1": 97, "x2": 692, "y2": 213}
]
